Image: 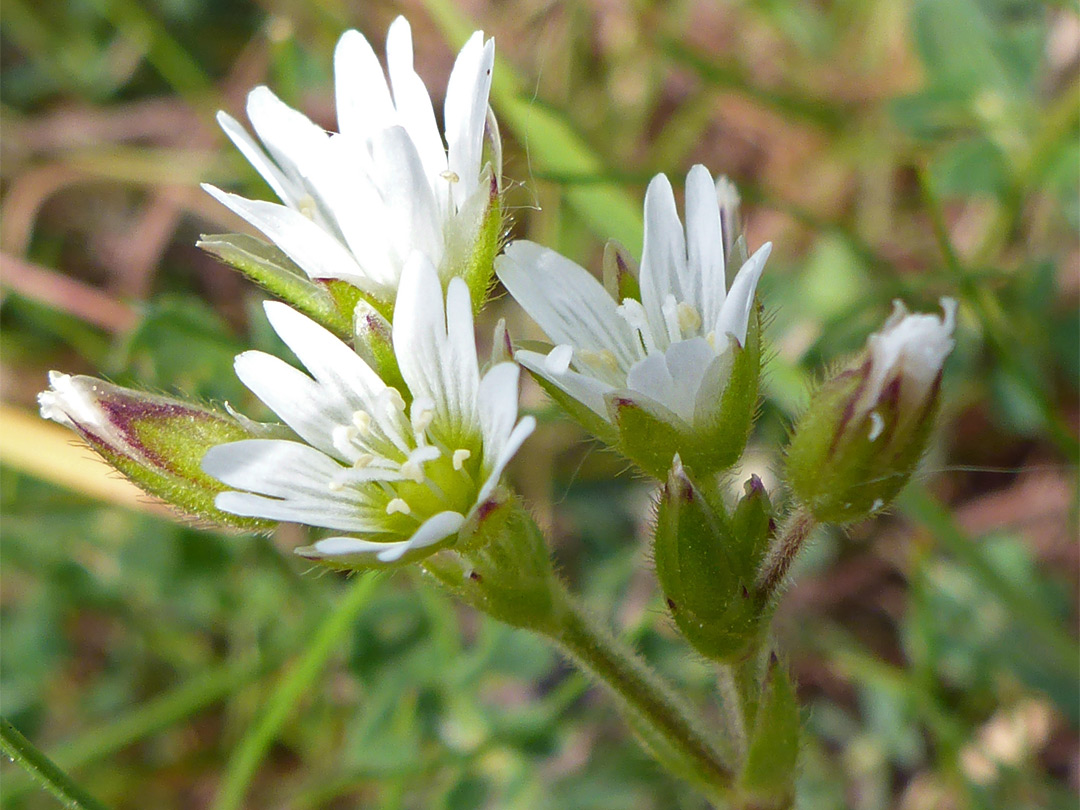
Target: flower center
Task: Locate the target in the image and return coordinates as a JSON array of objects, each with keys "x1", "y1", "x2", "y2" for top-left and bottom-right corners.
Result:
[{"x1": 327, "y1": 389, "x2": 484, "y2": 532}]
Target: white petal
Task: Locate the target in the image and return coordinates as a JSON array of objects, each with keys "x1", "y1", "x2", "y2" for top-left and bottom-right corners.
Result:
[
  {"x1": 263, "y1": 302, "x2": 388, "y2": 418},
  {"x1": 216, "y1": 111, "x2": 297, "y2": 206},
  {"x1": 443, "y1": 276, "x2": 481, "y2": 428},
  {"x1": 625, "y1": 354, "x2": 676, "y2": 414},
  {"x1": 714, "y1": 242, "x2": 771, "y2": 345},
  {"x1": 867, "y1": 297, "x2": 956, "y2": 403},
  {"x1": 233, "y1": 350, "x2": 353, "y2": 459},
  {"x1": 516, "y1": 349, "x2": 613, "y2": 418},
  {"x1": 692, "y1": 344, "x2": 736, "y2": 426},
  {"x1": 639, "y1": 173, "x2": 687, "y2": 346},
  {"x1": 370, "y1": 126, "x2": 443, "y2": 268},
  {"x1": 201, "y1": 184, "x2": 374, "y2": 291},
  {"x1": 476, "y1": 361, "x2": 520, "y2": 461},
  {"x1": 496, "y1": 241, "x2": 640, "y2": 368},
  {"x1": 307, "y1": 510, "x2": 465, "y2": 563},
  {"x1": 684, "y1": 164, "x2": 725, "y2": 326},
  {"x1": 661, "y1": 337, "x2": 716, "y2": 422},
  {"x1": 385, "y1": 17, "x2": 447, "y2": 199},
  {"x1": 203, "y1": 439, "x2": 349, "y2": 501},
  {"x1": 245, "y1": 86, "x2": 329, "y2": 190},
  {"x1": 298, "y1": 135, "x2": 398, "y2": 289},
  {"x1": 215, "y1": 490, "x2": 377, "y2": 531},
  {"x1": 445, "y1": 32, "x2": 494, "y2": 208},
  {"x1": 334, "y1": 29, "x2": 395, "y2": 137},
  {"x1": 394, "y1": 257, "x2": 479, "y2": 443},
  {"x1": 475, "y1": 416, "x2": 535, "y2": 506}
]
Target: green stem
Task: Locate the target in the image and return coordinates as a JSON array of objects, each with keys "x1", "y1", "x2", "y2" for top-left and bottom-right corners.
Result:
[
  {"x1": 757, "y1": 506, "x2": 817, "y2": 600},
  {"x1": 0, "y1": 718, "x2": 111, "y2": 810},
  {"x1": 544, "y1": 584, "x2": 735, "y2": 796}
]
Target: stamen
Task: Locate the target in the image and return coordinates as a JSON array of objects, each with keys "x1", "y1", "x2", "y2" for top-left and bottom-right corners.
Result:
[
  {"x1": 544, "y1": 344, "x2": 574, "y2": 374},
  {"x1": 578, "y1": 349, "x2": 619, "y2": 374},
  {"x1": 440, "y1": 170, "x2": 460, "y2": 183},
  {"x1": 617, "y1": 299, "x2": 658, "y2": 354},
  {"x1": 298, "y1": 194, "x2": 317, "y2": 220},
  {"x1": 868, "y1": 411, "x2": 885, "y2": 441},
  {"x1": 400, "y1": 459, "x2": 426, "y2": 484},
  {"x1": 352, "y1": 410, "x2": 372, "y2": 433},
  {"x1": 410, "y1": 399, "x2": 435, "y2": 438},
  {"x1": 352, "y1": 453, "x2": 374, "y2": 468},
  {"x1": 385, "y1": 498, "x2": 411, "y2": 515},
  {"x1": 661, "y1": 295, "x2": 682, "y2": 344},
  {"x1": 676, "y1": 301, "x2": 702, "y2": 334},
  {"x1": 384, "y1": 388, "x2": 406, "y2": 412},
  {"x1": 452, "y1": 449, "x2": 471, "y2": 470},
  {"x1": 328, "y1": 480, "x2": 344, "y2": 492}
]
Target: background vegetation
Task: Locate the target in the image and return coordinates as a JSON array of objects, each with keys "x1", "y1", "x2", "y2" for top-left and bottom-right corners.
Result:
[{"x1": 1, "y1": 0, "x2": 1077, "y2": 807}]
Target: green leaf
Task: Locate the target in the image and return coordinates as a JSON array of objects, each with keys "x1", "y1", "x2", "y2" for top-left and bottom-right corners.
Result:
[{"x1": 740, "y1": 657, "x2": 800, "y2": 808}]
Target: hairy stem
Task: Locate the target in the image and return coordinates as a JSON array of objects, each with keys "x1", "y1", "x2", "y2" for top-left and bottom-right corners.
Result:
[
  {"x1": 757, "y1": 506, "x2": 817, "y2": 600},
  {"x1": 544, "y1": 584, "x2": 735, "y2": 795}
]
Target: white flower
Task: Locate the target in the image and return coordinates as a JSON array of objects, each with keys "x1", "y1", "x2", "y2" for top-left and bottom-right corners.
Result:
[
  {"x1": 866, "y1": 298, "x2": 957, "y2": 409},
  {"x1": 204, "y1": 16, "x2": 498, "y2": 303},
  {"x1": 202, "y1": 253, "x2": 534, "y2": 565},
  {"x1": 496, "y1": 165, "x2": 771, "y2": 428}
]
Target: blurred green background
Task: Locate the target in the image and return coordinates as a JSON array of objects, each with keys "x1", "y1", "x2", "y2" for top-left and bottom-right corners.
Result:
[{"x1": 1, "y1": 0, "x2": 1077, "y2": 807}]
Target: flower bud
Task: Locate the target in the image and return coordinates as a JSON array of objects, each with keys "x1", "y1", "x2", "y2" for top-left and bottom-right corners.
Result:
[
  {"x1": 785, "y1": 299, "x2": 957, "y2": 524},
  {"x1": 38, "y1": 372, "x2": 268, "y2": 528},
  {"x1": 653, "y1": 459, "x2": 774, "y2": 661}
]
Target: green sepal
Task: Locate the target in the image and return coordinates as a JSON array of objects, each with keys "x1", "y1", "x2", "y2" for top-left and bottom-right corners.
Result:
[
  {"x1": 325, "y1": 278, "x2": 392, "y2": 325},
  {"x1": 688, "y1": 303, "x2": 762, "y2": 472},
  {"x1": 602, "y1": 239, "x2": 640, "y2": 303},
  {"x1": 448, "y1": 166, "x2": 503, "y2": 313},
  {"x1": 739, "y1": 656, "x2": 800, "y2": 809},
  {"x1": 423, "y1": 491, "x2": 557, "y2": 633},
  {"x1": 607, "y1": 393, "x2": 686, "y2": 479},
  {"x1": 786, "y1": 357, "x2": 941, "y2": 524},
  {"x1": 525, "y1": 364, "x2": 620, "y2": 446},
  {"x1": 197, "y1": 233, "x2": 353, "y2": 338},
  {"x1": 606, "y1": 305, "x2": 762, "y2": 480},
  {"x1": 653, "y1": 461, "x2": 767, "y2": 661},
  {"x1": 728, "y1": 474, "x2": 774, "y2": 583},
  {"x1": 353, "y1": 299, "x2": 407, "y2": 397}
]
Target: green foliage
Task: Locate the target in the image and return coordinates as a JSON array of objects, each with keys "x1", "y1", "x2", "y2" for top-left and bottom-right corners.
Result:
[{"x1": 1, "y1": 0, "x2": 1075, "y2": 806}]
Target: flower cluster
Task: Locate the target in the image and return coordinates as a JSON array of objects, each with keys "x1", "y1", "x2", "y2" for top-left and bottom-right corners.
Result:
[
  {"x1": 36, "y1": 17, "x2": 959, "y2": 799},
  {"x1": 39, "y1": 15, "x2": 955, "y2": 572}
]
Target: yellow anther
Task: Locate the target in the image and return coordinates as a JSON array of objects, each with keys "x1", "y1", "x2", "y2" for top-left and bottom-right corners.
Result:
[
  {"x1": 441, "y1": 170, "x2": 461, "y2": 183},
  {"x1": 352, "y1": 411, "x2": 372, "y2": 433},
  {"x1": 385, "y1": 389, "x2": 406, "y2": 412},
  {"x1": 298, "y1": 194, "x2": 318, "y2": 220},
  {"x1": 579, "y1": 349, "x2": 619, "y2": 373},
  {"x1": 401, "y1": 459, "x2": 425, "y2": 484},
  {"x1": 452, "y1": 449, "x2": 472, "y2": 470},
  {"x1": 676, "y1": 302, "x2": 702, "y2": 334},
  {"x1": 385, "y1": 498, "x2": 411, "y2": 515},
  {"x1": 352, "y1": 453, "x2": 374, "y2": 468}
]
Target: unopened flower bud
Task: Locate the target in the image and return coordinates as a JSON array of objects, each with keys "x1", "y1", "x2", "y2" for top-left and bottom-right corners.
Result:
[
  {"x1": 785, "y1": 299, "x2": 957, "y2": 524},
  {"x1": 38, "y1": 372, "x2": 267, "y2": 528},
  {"x1": 653, "y1": 458, "x2": 774, "y2": 661}
]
